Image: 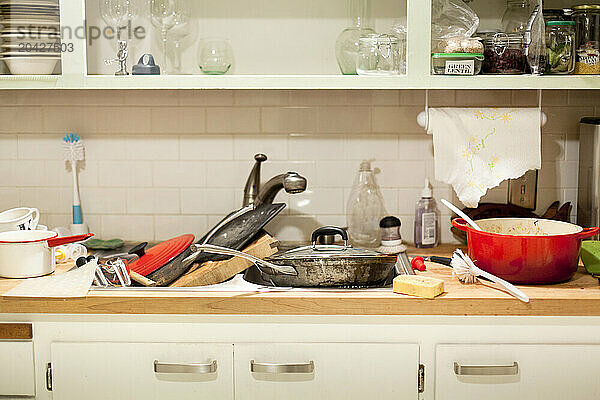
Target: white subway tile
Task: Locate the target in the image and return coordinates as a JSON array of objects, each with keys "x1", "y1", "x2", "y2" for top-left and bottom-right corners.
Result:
[
  {"x1": 17, "y1": 134, "x2": 63, "y2": 160},
  {"x1": 41, "y1": 214, "x2": 70, "y2": 230},
  {"x1": 543, "y1": 106, "x2": 594, "y2": 134},
  {"x1": 178, "y1": 90, "x2": 234, "y2": 106},
  {"x1": 261, "y1": 107, "x2": 318, "y2": 133},
  {"x1": 317, "y1": 106, "x2": 370, "y2": 133},
  {"x1": 535, "y1": 188, "x2": 563, "y2": 215},
  {"x1": 398, "y1": 188, "x2": 422, "y2": 215},
  {"x1": 127, "y1": 188, "x2": 180, "y2": 214},
  {"x1": 180, "y1": 135, "x2": 234, "y2": 160},
  {"x1": 43, "y1": 106, "x2": 97, "y2": 134},
  {"x1": 125, "y1": 90, "x2": 178, "y2": 106},
  {"x1": 181, "y1": 188, "x2": 236, "y2": 215},
  {"x1": 205, "y1": 161, "x2": 248, "y2": 188},
  {"x1": 568, "y1": 90, "x2": 600, "y2": 106},
  {"x1": 234, "y1": 90, "x2": 290, "y2": 106},
  {"x1": 0, "y1": 135, "x2": 17, "y2": 159},
  {"x1": 398, "y1": 135, "x2": 433, "y2": 161},
  {"x1": 32, "y1": 90, "x2": 122, "y2": 106},
  {"x1": 0, "y1": 160, "x2": 16, "y2": 186},
  {"x1": 151, "y1": 107, "x2": 206, "y2": 134},
  {"x1": 233, "y1": 135, "x2": 288, "y2": 161},
  {"x1": 538, "y1": 161, "x2": 579, "y2": 188},
  {"x1": 565, "y1": 135, "x2": 580, "y2": 162},
  {"x1": 0, "y1": 107, "x2": 43, "y2": 133},
  {"x1": 97, "y1": 107, "x2": 151, "y2": 133},
  {"x1": 346, "y1": 90, "x2": 400, "y2": 106},
  {"x1": 265, "y1": 215, "x2": 320, "y2": 242},
  {"x1": 153, "y1": 161, "x2": 205, "y2": 187},
  {"x1": 314, "y1": 215, "x2": 347, "y2": 229},
  {"x1": 313, "y1": 161, "x2": 356, "y2": 188},
  {"x1": 289, "y1": 90, "x2": 348, "y2": 106},
  {"x1": 80, "y1": 188, "x2": 127, "y2": 214},
  {"x1": 45, "y1": 160, "x2": 99, "y2": 187},
  {"x1": 428, "y1": 90, "x2": 456, "y2": 107},
  {"x1": 380, "y1": 188, "x2": 399, "y2": 215},
  {"x1": 541, "y1": 134, "x2": 565, "y2": 162},
  {"x1": 14, "y1": 160, "x2": 46, "y2": 186},
  {"x1": 19, "y1": 187, "x2": 71, "y2": 214},
  {"x1": 101, "y1": 215, "x2": 154, "y2": 241},
  {"x1": 372, "y1": 106, "x2": 422, "y2": 134},
  {"x1": 98, "y1": 161, "x2": 153, "y2": 187},
  {"x1": 84, "y1": 136, "x2": 129, "y2": 161},
  {"x1": 154, "y1": 215, "x2": 208, "y2": 241},
  {"x1": 289, "y1": 134, "x2": 344, "y2": 160},
  {"x1": 513, "y1": 90, "x2": 568, "y2": 107},
  {"x1": 374, "y1": 160, "x2": 426, "y2": 188},
  {"x1": 206, "y1": 108, "x2": 260, "y2": 133},
  {"x1": 288, "y1": 188, "x2": 343, "y2": 215},
  {"x1": 0, "y1": 188, "x2": 18, "y2": 210},
  {"x1": 125, "y1": 136, "x2": 179, "y2": 160},
  {"x1": 455, "y1": 90, "x2": 512, "y2": 107},
  {"x1": 345, "y1": 135, "x2": 398, "y2": 160}
]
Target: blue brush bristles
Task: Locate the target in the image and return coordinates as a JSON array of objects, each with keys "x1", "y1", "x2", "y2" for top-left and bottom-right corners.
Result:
[{"x1": 63, "y1": 133, "x2": 80, "y2": 144}]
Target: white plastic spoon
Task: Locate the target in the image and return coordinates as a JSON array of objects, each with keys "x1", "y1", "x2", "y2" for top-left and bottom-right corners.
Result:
[{"x1": 440, "y1": 198, "x2": 483, "y2": 231}]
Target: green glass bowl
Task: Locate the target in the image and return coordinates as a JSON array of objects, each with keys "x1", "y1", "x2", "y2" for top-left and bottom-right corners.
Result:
[{"x1": 581, "y1": 241, "x2": 600, "y2": 275}]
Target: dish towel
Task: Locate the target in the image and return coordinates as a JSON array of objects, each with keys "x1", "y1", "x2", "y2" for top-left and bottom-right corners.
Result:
[{"x1": 427, "y1": 108, "x2": 541, "y2": 208}]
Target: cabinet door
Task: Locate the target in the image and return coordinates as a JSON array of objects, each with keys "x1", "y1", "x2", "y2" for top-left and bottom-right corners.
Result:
[
  {"x1": 234, "y1": 343, "x2": 419, "y2": 400},
  {"x1": 0, "y1": 342, "x2": 35, "y2": 396},
  {"x1": 51, "y1": 342, "x2": 233, "y2": 400},
  {"x1": 436, "y1": 344, "x2": 600, "y2": 400}
]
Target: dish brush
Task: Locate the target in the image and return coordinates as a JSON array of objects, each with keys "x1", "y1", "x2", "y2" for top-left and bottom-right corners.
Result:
[
  {"x1": 451, "y1": 249, "x2": 529, "y2": 303},
  {"x1": 62, "y1": 133, "x2": 88, "y2": 234}
]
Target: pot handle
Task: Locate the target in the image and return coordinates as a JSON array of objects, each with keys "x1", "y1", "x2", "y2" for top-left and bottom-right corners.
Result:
[
  {"x1": 47, "y1": 233, "x2": 93, "y2": 248},
  {"x1": 452, "y1": 218, "x2": 470, "y2": 232},
  {"x1": 578, "y1": 227, "x2": 600, "y2": 239}
]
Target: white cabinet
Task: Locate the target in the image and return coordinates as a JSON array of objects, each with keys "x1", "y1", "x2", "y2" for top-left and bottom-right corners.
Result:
[
  {"x1": 435, "y1": 344, "x2": 600, "y2": 400},
  {"x1": 234, "y1": 343, "x2": 420, "y2": 400},
  {"x1": 0, "y1": 342, "x2": 35, "y2": 396},
  {"x1": 50, "y1": 342, "x2": 233, "y2": 400}
]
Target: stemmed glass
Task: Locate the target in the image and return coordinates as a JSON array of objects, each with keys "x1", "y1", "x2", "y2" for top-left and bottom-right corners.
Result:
[
  {"x1": 168, "y1": 2, "x2": 191, "y2": 74},
  {"x1": 150, "y1": 0, "x2": 186, "y2": 74},
  {"x1": 100, "y1": 0, "x2": 140, "y2": 40}
]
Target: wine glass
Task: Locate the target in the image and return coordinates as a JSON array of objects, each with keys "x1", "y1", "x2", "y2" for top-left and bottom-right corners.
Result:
[
  {"x1": 150, "y1": 0, "x2": 181, "y2": 74},
  {"x1": 198, "y1": 38, "x2": 233, "y2": 75},
  {"x1": 168, "y1": 2, "x2": 191, "y2": 74},
  {"x1": 100, "y1": 0, "x2": 140, "y2": 40}
]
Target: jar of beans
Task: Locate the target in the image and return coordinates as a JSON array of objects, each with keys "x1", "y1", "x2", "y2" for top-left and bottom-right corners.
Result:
[
  {"x1": 573, "y1": 5, "x2": 600, "y2": 75},
  {"x1": 482, "y1": 33, "x2": 527, "y2": 74}
]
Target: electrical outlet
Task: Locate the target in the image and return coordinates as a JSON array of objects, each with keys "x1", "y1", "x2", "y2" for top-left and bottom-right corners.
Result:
[{"x1": 508, "y1": 170, "x2": 538, "y2": 210}]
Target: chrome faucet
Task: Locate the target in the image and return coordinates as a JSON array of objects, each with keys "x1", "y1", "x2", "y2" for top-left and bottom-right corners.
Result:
[{"x1": 243, "y1": 154, "x2": 308, "y2": 206}]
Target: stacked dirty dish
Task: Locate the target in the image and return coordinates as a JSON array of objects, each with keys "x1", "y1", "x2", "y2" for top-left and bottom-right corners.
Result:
[{"x1": 0, "y1": 0, "x2": 61, "y2": 74}]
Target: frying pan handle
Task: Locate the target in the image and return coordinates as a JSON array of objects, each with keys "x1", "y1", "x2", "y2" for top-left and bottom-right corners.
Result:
[
  {"x1": 452, "y1": 218, "x2": 470, "y2": 232},
  {"x1": 578, "y1": 227, "x2": 600, "y2": 239},
  {"x1": 47, "y1": 233, "x2": 93, "y2": 248},
  {"x1": 311, "y1": 226, "x2": 348, "y2": 244}
]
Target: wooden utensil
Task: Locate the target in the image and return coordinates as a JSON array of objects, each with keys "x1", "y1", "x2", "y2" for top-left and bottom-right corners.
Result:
[{"x1": 169, "y1": 233, "x2": 279, "y2": 287}]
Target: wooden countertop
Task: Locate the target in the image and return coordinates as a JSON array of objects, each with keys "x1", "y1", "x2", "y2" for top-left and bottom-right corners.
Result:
[{"x1": 1, "y1": 244, "x2": 599, "y2": 316}]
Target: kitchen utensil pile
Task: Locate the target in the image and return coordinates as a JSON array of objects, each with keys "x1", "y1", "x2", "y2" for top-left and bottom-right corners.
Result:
[{"x1": 0, "y1": 0, "x2": 61, "y2": 75}]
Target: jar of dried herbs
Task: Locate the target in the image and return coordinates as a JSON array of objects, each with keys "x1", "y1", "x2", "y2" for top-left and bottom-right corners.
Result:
[
  {"x1": 482, "y1": 33, "x2": 527, "y2": 74},
  {"x1": 573, "y1": 5, "x2": 600, "y2": 74},
  {"x1": 546, "y1": 21, "x2": 576, "y2": 74}
]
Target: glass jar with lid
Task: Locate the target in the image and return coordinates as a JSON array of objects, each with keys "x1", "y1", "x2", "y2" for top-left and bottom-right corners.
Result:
[
  {"x1": 482, "y1": 32, "x2": 527, "y2": 74},
  {"x1": 502, "y1": 0, "x2": 531, "y2": 33},
  {"x1": 545, "y1": 21, "x2": 576, "y2": 74},
  {"x1": 356, "y1": 34, "x2": 400, "y2": 75},
  {"x1": 573, "y1": 4, "x2": 600, "y2": 74}
]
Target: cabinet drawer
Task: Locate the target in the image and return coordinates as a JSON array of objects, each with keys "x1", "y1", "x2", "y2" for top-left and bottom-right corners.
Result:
[
  {"x1": 234, "y1": 343, "x2": 419, "y2": 400},
  {"x1": 0, "y1": 341, "x2": 35, "y2": 396},
  {"x1": 51, "y1": 342, "x2": 233, "y2": 400},
  {"x1": 436, "y1": 344, "x2": 600, "y2": 400}
]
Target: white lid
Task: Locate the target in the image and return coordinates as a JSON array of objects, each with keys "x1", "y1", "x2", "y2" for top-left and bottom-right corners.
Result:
[{"x1": 422, "y1": 178, "x2": 432, "y2": 198}]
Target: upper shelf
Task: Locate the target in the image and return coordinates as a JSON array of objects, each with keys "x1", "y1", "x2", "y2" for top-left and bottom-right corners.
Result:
[{"x1": 1, "y1": 0, "x2": 598, "y2": 90}]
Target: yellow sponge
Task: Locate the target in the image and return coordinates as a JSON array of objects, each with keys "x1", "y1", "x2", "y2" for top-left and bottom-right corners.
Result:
[{"x1": 393, "y1": 275, "x2": 444, "y2": 299}]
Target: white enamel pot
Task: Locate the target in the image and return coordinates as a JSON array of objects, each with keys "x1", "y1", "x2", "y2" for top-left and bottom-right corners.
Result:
[{"x1": 0, "y1": 231, "x2": 93, "y2": 278}]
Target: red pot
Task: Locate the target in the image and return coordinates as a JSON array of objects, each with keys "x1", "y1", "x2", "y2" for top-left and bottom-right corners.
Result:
[{"x1": 452, "y1": 218, "x2": 600, "y2": 284}]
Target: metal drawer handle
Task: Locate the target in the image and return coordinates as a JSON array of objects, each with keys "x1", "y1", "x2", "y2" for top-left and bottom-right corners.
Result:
[
  {"x1": 250, "y1": 360, "x2": 314, "y2": 374},
  {"x1": 154, "y1": 360, "x2": 217, "y2": 374},
  {"x1": 454, "y1": 361, "x2": 519, "y2": 376}
]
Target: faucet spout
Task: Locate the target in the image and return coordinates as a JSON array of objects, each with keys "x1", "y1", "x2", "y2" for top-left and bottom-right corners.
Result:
[{"x1": 255, "y1": 172, "x2": 307, "y2": 205}]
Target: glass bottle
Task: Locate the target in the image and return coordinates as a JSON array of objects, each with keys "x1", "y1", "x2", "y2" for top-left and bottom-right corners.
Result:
[
  {"x1": 414, "y1": 179, "x2": 440, "y2": 248},
  {"x1": 335, "y1": 0, "x2": 376, "y2": 75},
  {"x1": 346, "y1": 161, "x2": 385, "y2": 247},
  {"x1": 502, "y1": 0, "x2": 531, "y2": 33}
]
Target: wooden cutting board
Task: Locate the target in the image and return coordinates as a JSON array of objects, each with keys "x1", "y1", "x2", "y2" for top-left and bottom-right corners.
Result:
[{"x1": 169, "y1": 233, "x2": 279, "y2": 287}]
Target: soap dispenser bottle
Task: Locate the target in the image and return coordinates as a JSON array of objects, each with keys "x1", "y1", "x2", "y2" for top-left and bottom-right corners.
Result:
[
  {"x1": 346, "y1": 160, "x2": 385, "y2": 247},
  {"x1": 414, "y1": 178, "x2": 440, "y2": 248}
]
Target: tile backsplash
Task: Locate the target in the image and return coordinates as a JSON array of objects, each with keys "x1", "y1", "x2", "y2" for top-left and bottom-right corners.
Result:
[{"x1": 0, "y1": 89, "x2": 596, "y2": 243}]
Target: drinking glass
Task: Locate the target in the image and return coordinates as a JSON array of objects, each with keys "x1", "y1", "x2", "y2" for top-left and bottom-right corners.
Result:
[
  {"x1": 197, "y1": 39, "x2": 233, "y2": 74},
  {"x1": 150, "y1": 0, "x2": 178, "y2": 73},
  {"x1": 169, "y1": 2, "x2": 192, "y2": 74},
  {"x1": 100, "y1": 0, "x2": 140, "y2": 40}
]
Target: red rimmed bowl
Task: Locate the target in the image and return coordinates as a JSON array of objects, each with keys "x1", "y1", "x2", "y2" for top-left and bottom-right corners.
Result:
[{"x1": 452, "y1": 218, "x2": 600, "y2": 284}]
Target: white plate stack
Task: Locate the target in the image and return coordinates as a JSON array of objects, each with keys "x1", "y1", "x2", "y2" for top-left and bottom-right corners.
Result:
[{"x1": 0, "y1": 0, "x2": 60, "y2": 74}]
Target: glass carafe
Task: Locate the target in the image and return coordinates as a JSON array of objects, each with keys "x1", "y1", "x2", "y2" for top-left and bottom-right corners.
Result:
[
  {"x1": 335, "y1": 0, "x2": 376, "y2": 75},
  {"x1": 502, "y1": 0, "x2": 531, "y2": 33}
]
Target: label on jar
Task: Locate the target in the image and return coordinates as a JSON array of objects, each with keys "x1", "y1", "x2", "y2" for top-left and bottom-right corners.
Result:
[
  {"x1": 575, "y1": 43, "x2": 600, "y2": 74},
  {"x1": 421, "y1": 212, "x2": 436, "y2": 245},
  {"x1": 444, "y1": 60, "x2": 475, "y2": 75}
]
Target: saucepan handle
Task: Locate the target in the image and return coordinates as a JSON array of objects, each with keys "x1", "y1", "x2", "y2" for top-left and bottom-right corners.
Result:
[
  {"x1": 578, "y1": 227, "x2": 600, "y2": 239},
  {"x1": 311, "y1": 226, "x2": 348, "y2": 244},
  {"x1": 452, "y1": 218, "x2": 470, "y2": 232},
  {"x1": 47, "y1": 233, "x2": 93, "y2": 248}
]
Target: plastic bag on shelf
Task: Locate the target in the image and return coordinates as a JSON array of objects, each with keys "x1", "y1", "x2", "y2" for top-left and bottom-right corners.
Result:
[
  {"x1": 390, "y1": 20, "x2": 407, "y2": 74},
  {"x1": 524, "y1": 1, "x2": 545, "y2": 74},
  {"x1": 432, "y1": 0, "x2": 480, "y2": 52}
]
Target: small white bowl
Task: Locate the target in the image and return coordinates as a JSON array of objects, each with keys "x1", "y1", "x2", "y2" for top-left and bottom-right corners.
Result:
[{"x1": 3, "y1": 56, "x2": 59, "y2": 74}]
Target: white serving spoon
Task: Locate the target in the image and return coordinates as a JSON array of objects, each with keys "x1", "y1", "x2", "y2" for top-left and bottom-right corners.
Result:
[{"x1": 440, "y1": 199, "x2": 483, "y2": 231}]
